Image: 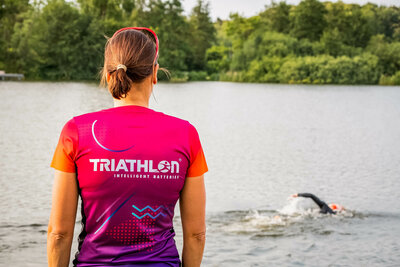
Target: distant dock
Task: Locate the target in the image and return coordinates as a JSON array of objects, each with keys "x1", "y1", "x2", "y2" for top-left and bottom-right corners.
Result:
[{"x1": 0, "y1": 70, "x2": 24, "y2": 81}]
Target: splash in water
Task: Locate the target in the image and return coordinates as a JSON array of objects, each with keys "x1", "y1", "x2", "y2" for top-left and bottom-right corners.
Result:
[{"x1": 218, "y1": 198, "x2": 355, "y2": 235}]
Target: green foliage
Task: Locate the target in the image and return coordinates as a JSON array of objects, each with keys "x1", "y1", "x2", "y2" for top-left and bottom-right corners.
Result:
[
  {"x1": 167, "y1": 70, "x2": 208, "y2": 82},
  {"x1": 211, "y1": 0, "x2": 399, "y2": 84},
  {"x1": 205, "y1": 45, "x2": 230, "y2": 73},
  {"x1": 168, "y1": 71, "x2": 189, "y2": 82},
  {"x1": 320, "y1": 28, "x2": 343, "y2": 57},
  {"x1": 3, "y1": 0, "x2": 400, "y2": 84},
  {"x1": 187, "y1": 0, "x2": 216, "y2": 70},
  {"x1": 377, "y1": 6, "x2": 400, "y2": 40},
  {"x1": 188, "y1": 70, "x2": 208, "y2": 81},
  {"x1": 379, "y1": 71, "x2": 400, "y2": 85},
  {"x1": 11, "y1": 0, "x2": 105, "y2": 80},
  {"x1": 290, "y1": 0, "x2": 327, "y2": 41},
  {"x1": 219, "y1": 71, "x2": 245, "y2": 82},
  {"x1": 10, "y1": 7, "x2": 43, "y2": 78},
  {"x1": 244, "y1": 56, "x2": 286, "y2": 83},
  {"x1": 226, "y1": 13, "x2": 261, "y2": 50},
  {"x1": 36, "y1": 0, "x2": 99, "y2": 79},
  {"x1": 324, "y1": 2, "x2": 378, "y2": 48},
  {"x1": 261, "y1": 1, "x2": 291, "y2": 34},
  {"x1": 0, "y1": 0, "x2": 31, "y2": 71},
  {"x1": 278, "y1": 54, "x2": 380, "y2": 84},
  {"x1": 136, "y1": 0, "x2": 191, "y2": 71},
  {"x1": 367, "y1": 34, "x2": 400, "y2": 76}
]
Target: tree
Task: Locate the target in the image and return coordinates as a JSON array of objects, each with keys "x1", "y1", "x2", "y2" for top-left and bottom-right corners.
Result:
[
  {"x1": 262, "y1": 1, "x2": 291, "y2": 34},
  {"x1": 206, "y1": 45, "x2": 230, "y2": 73},
  {"x1": 4, "y1": 0, "x2": 400, "y2": 84},
  {"x1": 290, "y1": 0, "x2": 327, "y2": 41},
  {"x1": 0, "y1": 0, "x2": 31, "y2": 70},
  {"x1": 188, "y1": 0, "x2": 216, "y2": 70},
  {"x1": 12, "y1": 0, "x2": 105, "y2": 79},
  {"x1": 225, "y1": 13, "x2": 261, "y2": 70},
  {"x1": 76, "y1": 0, "x2": 128, "y2": 36},
  {"x1": 376, "y1": 6, "x2": 400, "y2": 40},
  {"x1": 367, "y1": 34, "x2": 400, "y2": 76},
  {"x1": 324, "y1": 2, "x2": 378, "y2": 47},
  {"x1": 134, "y1": 0, "x2": 191, "y2": 71},
  {"x1": 320, "y1": 28, "x2": 343, "y2": 56},
  {"x1": 10, "y1": 5, "x2": 43, "y2": 77},
  {"x1": 76, "y1": 0, "x2": 127, "y2": 20}
]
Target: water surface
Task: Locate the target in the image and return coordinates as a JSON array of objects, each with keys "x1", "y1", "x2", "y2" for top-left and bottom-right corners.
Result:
[{"x1": 0, "y1": 81, "x2": 399, "y2": 266}]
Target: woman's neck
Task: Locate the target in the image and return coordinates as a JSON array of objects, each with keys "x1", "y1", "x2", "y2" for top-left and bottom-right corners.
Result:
[
  {"x1": 113, "y1": 82, "x2": 152, "y2": 108},
  {"x1": 113, "y1": 97, "x2": 149, "y2": 108}
]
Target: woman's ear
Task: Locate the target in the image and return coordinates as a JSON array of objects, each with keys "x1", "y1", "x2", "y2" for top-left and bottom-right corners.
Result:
[
  {"x1": 153, "y1": 64, "x2": 159, "y2": 84},
  {"x1": 107, "y1": 72, "x2": 111, "y2": 84}
]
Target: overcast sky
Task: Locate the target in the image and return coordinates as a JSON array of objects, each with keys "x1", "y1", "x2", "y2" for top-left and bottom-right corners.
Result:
[{"x1": 181, "y1": 0, "x2": 400, "y2": 21}]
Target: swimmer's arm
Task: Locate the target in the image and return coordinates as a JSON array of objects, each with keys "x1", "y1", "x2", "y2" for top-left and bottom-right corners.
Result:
[
  {"x1": 47, "y1": 170, "x2": 78, "y2": 267},
  {"x1": 321, "y1": 204, "x2": 336, "y2": 214},
  {"x1": 297, "y1": 193, "x2": 325, "y2": 209},
  {"x1": 179, "y1": 175, "x2": 206, "y2": 267}
]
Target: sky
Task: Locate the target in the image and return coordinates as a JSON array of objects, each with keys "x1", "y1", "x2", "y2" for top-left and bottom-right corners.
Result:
[{"x1": 181, "y1": 0, "x2": 400, "y2": 21}]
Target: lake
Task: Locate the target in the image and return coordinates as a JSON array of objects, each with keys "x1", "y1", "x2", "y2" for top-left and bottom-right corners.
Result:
[{"x1": 0, "y1": 81, "x2": 399, "y2": 266}]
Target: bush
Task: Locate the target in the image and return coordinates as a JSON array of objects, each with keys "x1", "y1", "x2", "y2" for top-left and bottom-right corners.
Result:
[
  {"x1": 208, "y1": 73, "x2": 219, "y2": 81},
  {"x1": 188, "y1": 71, "x2": 208, "y2": 81},
  {"x1": 391, "y1": 72, "x2": 400, "y2": 84},
  {"x1": 219, "y1": 71, "x2": 245, "y2": 82},
  {"x1": 206, "y1": 45, "x2": 231, "y2": 73},
  {"x1": 169, "y1": 71, "x2": 189, "y2": 82},
  {"x1": 379, "y1": 71, "x2": 400, "y2": 85},
  {"x1": 278, "y1": 53, "x2": 380, "y2": 84},
  {"x1": 243, "y1": 56, "x2": 286, "y2": 82}
]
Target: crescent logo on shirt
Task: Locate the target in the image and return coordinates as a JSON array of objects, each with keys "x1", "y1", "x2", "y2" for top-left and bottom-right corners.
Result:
[{"x1": 91, "y1": 120, "x2": 135, "y2": 153}]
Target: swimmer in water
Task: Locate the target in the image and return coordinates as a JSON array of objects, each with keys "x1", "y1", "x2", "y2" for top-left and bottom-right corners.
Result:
[{"x1": 290, "y1": 193, "x2": 345, "y2": 214}]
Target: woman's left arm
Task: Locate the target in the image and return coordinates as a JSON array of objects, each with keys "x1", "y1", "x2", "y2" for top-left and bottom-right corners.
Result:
[{"x1": 47, "y1": 170, "x2": 78, "y2": 267}]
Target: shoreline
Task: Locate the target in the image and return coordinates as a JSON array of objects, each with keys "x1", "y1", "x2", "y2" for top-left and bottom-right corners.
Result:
[{"x1": 1, "y1": 79, "x2": 399, "y2": 86}]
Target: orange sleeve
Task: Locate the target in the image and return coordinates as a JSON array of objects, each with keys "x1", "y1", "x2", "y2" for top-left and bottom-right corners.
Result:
[
  {"x1": 186, "y1": 123, "x2": 208, "y2": 177},
  {"x1": 50, "y1": 118, "x2": 79, "y2": 173}
]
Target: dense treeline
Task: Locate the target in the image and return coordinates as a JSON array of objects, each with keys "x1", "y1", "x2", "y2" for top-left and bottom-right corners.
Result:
[
  {"x1": 213, "y1": 1, "x2": 400, "y2": 84},
  {"x1": 1, "y1": 0, "x2": 215, "y2": 81},
  {"x1": 1, "y1": 0, "x2": 400, "y2": 84}
]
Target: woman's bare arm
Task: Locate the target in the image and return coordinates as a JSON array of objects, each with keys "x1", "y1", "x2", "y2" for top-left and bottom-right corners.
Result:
[
  {"x1": 179, "y1": 175, "x2": 206, "y2": 267},
  {"x1": 47, "y1": 170, "x2": 78, "y2": 267}
]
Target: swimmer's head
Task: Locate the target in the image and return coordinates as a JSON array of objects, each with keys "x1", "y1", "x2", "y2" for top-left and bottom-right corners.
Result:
[{"x1": 329, "y1": 203, "x2": 345, "y2": 211}]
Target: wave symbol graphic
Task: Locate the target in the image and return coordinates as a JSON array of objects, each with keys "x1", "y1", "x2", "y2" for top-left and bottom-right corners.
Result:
[{"x1": 132, "y1": 205, "x2": 168, "y2": 220}]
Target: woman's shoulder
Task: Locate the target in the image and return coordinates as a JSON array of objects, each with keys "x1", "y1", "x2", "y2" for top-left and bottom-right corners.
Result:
[
  {"x1": 154, "y1": 111, "x2": 191, "y2": 125},
  {"x1": 153, "y1": 111, "x2": 202, "y2": 137},
  {"x1": 70, "y1": 106, "x2": 196, "y2": 130}
]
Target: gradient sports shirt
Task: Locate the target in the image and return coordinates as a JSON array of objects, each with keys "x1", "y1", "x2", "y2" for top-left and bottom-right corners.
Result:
[{"x1": 50, "y1": 105, "x2": 208, "y2": 266}]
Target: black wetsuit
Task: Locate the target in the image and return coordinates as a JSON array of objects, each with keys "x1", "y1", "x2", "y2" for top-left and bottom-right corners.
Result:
[{"x1": 297, "y1": 193, "x2": 336, "y2": 214}]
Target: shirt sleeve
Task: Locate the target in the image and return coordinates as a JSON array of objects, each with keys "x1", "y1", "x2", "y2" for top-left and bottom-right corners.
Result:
[
  {"x1": 186, "y1": 123, "x2": 208, "y2": 178},
  {"x1": 50, "y1": 118, "x2": 79, "y2": 173}
]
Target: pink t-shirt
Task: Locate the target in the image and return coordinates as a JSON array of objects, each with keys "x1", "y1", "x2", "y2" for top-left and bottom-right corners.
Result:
[{"x1": 50, "y1": 105, "x2": 208, "y2": 266}]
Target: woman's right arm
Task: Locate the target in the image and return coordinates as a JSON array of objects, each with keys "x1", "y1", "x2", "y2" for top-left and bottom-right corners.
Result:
[
  {"x1": 47, "y1": 170, "x2": 78, "y2": 267},
  {"x1": 179, "y1": 175, "x2": 206, "y2": 267}
]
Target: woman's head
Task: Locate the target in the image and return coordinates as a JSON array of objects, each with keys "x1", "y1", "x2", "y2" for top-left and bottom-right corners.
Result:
[{"x1": 100, "y1": 28, "x2": 159, "y2": 100}]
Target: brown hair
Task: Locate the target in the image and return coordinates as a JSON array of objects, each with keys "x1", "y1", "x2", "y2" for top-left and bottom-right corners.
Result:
[{"x1": 100, "y1": 29, "x2": 159, "y2": 100}]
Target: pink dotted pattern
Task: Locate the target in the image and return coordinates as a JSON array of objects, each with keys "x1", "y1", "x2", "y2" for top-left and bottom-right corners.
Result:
[{"x1": 106, "y1": 217, "x2": 156, "y2": 251}]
